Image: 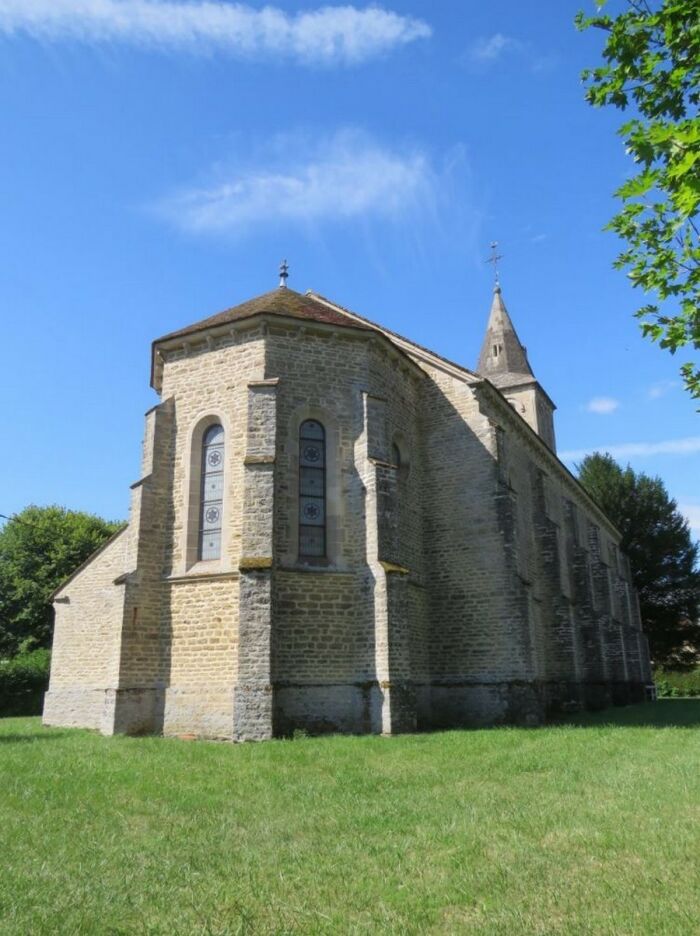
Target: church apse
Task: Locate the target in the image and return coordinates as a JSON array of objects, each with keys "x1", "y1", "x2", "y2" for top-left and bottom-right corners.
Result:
[{"x1": 44, "y1": 282, "x2": 652, "y2": 739}]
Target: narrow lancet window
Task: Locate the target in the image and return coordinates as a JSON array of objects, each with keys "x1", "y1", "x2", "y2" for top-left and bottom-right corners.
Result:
[
  {"x1": 199, "y1": 424, "x2": 224, "y2": 561},
  {"x1": 299, "y1": 419, "x2": 326, "y2": 558}
]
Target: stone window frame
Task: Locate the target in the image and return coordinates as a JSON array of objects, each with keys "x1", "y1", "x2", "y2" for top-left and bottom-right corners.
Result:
[
  {"x1": 391, "y1": 431, "x2": 411, "y2": 482},
  {"x1": 298, "y1": 419, "x2": 327, "y2": 559},
  {"x1": 198, "y1": 424, "x2": 225, "y2": 561},
  {"x1": 181, "y1": 411, "x2": 232, "y2": 575},
  {"x1": 283, "y1": 405, "x2": 343, "y2": 570}
]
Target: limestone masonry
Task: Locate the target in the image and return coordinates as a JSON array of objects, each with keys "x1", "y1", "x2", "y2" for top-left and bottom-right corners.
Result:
[{"x1": 44, "y1": 283, "x2": 653, "y2": 739}]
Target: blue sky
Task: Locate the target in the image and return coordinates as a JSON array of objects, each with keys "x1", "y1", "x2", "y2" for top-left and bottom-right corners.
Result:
[{"x1": 1, "y1": 0, "x2": 698, "y2": 536}]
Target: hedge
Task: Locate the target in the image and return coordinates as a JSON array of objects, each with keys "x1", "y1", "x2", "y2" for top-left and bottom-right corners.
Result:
[
  {"x1": 0, "y1": 648, "x2": 51, "y2": 716},
  {"x1": 654, "y1": 667, "x2": 700, "y2": 698}
]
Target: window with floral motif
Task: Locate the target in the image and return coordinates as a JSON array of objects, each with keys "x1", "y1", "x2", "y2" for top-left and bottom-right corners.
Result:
[
  {"x1": 299, "y1": 420, "x2": 326, "y2": 558},
  {"x1": 199, "y1": 424, "x2": 224, "y2": 561}
]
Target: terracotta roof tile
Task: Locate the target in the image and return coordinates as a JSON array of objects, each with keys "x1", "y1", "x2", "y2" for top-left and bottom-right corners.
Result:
[{"x1": 154, "y1": 288, "x2": 371, "y2": 344}]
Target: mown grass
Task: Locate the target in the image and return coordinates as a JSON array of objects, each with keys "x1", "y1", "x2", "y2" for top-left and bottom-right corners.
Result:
[{"x1": 1, "y1": 703, "x2": 699, "y2": 935}]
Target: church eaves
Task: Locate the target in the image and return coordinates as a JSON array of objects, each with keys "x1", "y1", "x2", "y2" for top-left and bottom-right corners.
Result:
[
  {"x1": 153, "y1": 287, "x2": 371, "y2": 346},
  {"x1": 476, "y1": 285, "x2": 536, "y2": 389},
  {"x1": 151, "y1": 283, "x2": 489, "y2": 393},
  {"x1": 150, "y1": 287, "x2": 393, "y2": 391}
]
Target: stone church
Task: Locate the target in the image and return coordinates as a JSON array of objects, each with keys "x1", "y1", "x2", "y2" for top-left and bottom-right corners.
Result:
[{"x1": 43, "y1": 274, "x2": 652, "y2": 740}]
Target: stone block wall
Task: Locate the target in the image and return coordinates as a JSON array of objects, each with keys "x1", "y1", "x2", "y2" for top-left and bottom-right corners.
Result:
[
  {"x1": 159, "y1": 325, "x2": 266, "y2": 576},
  {"x1": 265, "y1": 324, "x2": 427, "y2": 735},
  {"x1": 464, "y1": 380, "x2": 649, "y2": 715},
  {"x1": 414, "y1": 359, "x2": 541, "y2": 727},
  {"x1": 43, "y1": 528, "x2": 129, "y2": 730},
  {"x1": 161, "y1": 576, "x2": 239, "y2": 738},
  {"x1": 154, "y1": 326, "x2": 268, "y2": 739},
  {"x1": 45, "y1": 309, "x2": 652, "y2": 741}
]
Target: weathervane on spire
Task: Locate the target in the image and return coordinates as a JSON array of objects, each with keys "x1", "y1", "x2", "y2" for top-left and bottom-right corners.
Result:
[
  {"x1": 486, "y1": 241, "x2": 503, "y2": 289},
  {"x1": 279, "y1": 259, "x2": 289, "y2": 289}
]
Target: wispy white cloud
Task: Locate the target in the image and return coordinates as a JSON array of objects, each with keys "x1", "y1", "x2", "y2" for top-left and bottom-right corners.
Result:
[
  {"x1": 468, "y1": 32, "x2": 520, "y2": 63},
  {"x1": 0, "y1": 1, "x2": 431, "y2": 65},
  {"x1": 585, "y1": 396, "x2": 620, "y2": 415},
  {"x1": 678, "y1": 501, "x2": 700, "y2": 537},
  {"x1": 156, "y1": 129, "x2": 435, "y2": 234},
  {"x1": 465, "y1": 32, "x2": 555, "y2": 73},
  {"x1": 560, "y1": 436, "x2": 700, "y2": 462},
  {"x1": 648, "y1": 379, "x2": 679, "y2": 399}
]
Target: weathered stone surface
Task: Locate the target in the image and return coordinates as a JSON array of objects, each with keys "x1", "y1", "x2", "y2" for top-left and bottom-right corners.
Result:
[{"x1": 44, "y1": 287, "x2": 652, "y2": 739}]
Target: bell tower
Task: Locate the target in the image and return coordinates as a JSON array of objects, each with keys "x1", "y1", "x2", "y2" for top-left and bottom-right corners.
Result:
[{"x1": 476, "y1": 285, "x2": 556, "y2": 451}]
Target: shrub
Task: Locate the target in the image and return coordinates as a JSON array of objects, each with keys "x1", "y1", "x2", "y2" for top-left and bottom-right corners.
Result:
[
  {"x1": 654, "y1": 667, "x2": 700, "y2": 698},
  {"x1": 0, "y1": 505, "x2": 123, "y2": 656},
  {"x1": 0, "y1": 647, "x2": 51, "y2": 716}
]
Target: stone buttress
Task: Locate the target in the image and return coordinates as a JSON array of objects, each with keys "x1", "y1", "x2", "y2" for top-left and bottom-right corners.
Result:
[
  {"x1": 44, "y1": 285, "x2": 653, "y2": 739},
  {"x1": 234, "y1": 379, "x2": 278, "y2": 740}
]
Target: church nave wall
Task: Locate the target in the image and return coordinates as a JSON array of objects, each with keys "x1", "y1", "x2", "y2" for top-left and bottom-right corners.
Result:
[
  {"x1": 491, "y1": 400, "x2": 648, "y2": 709},
  {"x1": 44, "y1": 528, "x2": 130, "y2": 730}
]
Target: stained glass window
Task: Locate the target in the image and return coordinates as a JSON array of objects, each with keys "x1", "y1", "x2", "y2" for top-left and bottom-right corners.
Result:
[
  {"x1": 199, "y1": 424, "x2": 224, "y2": 561},
  {"x1": 299, "y1": 420, "x2": 326, "y2": 558}
]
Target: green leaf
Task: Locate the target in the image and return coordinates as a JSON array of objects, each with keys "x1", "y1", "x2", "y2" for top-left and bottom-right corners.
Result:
[
  {"x1": 617, "y1": 169, "x2": 659, "y2": 199},
  {"x1": 578, "y1": 0, "x2": 700, "y2": 401}
]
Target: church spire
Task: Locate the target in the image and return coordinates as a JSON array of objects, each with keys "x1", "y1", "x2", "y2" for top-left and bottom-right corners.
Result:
[
  {"x1": 476, "y1": 284, "x2": 535, "y2": 387},
  {"x1": 475, "y1": 283, "x2": 557, "y2": 451}
]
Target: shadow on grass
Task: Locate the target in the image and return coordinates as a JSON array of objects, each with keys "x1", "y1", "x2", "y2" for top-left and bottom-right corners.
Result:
[
  {"x1": 558, "y1": 699, "x2": 700, "y2": 729},
  {"x1": 0, "y1": 718, "x2": 73, "y2": 744},
  {"x1": 1, "y1": 704, "x2": 698, "y2": 747},
  {"x1": 0, "y1": 736, "x2": 66, "y2": 744}
]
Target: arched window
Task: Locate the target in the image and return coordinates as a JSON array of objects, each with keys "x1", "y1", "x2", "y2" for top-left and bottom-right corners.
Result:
[
  {"x1": 199, "y1": 424, "x2": 224, "y2": 561},
  {"x1": 391, "y1": 437, "x2": 410, "y2": 481},
  {"x1": 299, "y1": 419, "x2": 326, "y2": 558}
]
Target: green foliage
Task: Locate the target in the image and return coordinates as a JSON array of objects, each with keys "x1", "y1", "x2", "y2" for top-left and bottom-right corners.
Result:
[
  {"x1": 0, "y1": 505, "x2": 123, "y2": 657},
  {"x1": 654, "y1": 665, "x2": 700, "y2": 695},
  {"x1": 0, "y1": 648, "x2": 51, "y2": 716},
  {"x1": 1, "y1": 706, "x2": 700, "y2": 933},
  {"x1": 577, "y1": 1, "x2": 700, "y2": 399},
  {"x1": 577, "y1": 452, "x2": 700, "y2": 664}
]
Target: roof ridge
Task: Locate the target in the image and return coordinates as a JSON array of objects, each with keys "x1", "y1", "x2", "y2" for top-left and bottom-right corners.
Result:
[
  {"x1": 152, "y1": 287, "x2": 367, "y2": 346},
  {"x1": 307, "y1": 290, "x2": 481, "y2": 382},
  {"x1": 149, "y1": 285, "x2": 482, "y2": 391}
]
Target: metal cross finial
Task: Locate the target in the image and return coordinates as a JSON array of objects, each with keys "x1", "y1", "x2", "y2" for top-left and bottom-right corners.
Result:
[
  {"x1": 279, "y1": 259, "x2": 289, "y2": 288},
  {"x1": 486, "y1": 241, "x2": 503, "y2": 288}
]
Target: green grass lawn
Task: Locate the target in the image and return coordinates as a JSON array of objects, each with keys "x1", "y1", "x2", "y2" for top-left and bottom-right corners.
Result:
[{"x1": 1, "y1": 703, "x2": 699, "y2": 935}]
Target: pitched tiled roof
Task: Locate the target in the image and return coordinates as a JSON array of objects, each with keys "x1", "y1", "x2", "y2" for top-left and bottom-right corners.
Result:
[{"x1": 154, "y1": 287, "x2": 372, "y2": 345}]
